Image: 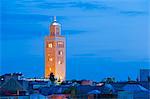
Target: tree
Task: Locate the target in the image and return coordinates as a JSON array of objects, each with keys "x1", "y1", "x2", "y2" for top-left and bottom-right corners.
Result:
[
  {"x1": 49, "y1": 73, "x2": 56, "y2": 84},
  {"x1": 102, "y1": 77, "x2": 115, "y2": 83}
]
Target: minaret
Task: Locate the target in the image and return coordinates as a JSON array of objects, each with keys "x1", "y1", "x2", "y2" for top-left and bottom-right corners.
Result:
[{"x1": 45, "y1": 16, "x2": 66, "y2": 81}]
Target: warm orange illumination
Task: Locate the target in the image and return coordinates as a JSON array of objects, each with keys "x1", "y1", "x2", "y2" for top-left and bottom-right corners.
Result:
[
  {"x1": 48, "y1": 43, "x2": 53, "y2": 48},
  {"x1": 45, "y1": 17, "x2": 66, "y2": 81},
  {"x1": 49, "y1": 68, "x2": 51, "y2": 71},
  {"x1": 49, "y1": 58, "x2": 53, "y2": 61},
  {"x1": 60, "y1": 76, "x2": 62, "y2": 79}
]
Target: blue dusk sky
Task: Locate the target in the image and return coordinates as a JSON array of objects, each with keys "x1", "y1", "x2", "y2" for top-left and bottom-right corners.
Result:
[{"x1": 1, "y1": 0, "x2": 150, "y2": 81}]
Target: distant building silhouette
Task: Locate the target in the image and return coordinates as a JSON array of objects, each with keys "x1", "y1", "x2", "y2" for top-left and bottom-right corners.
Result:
[
  {"x1": 140, "y1": 69, "x2": 150, "y2": 81},
  {"x1": 0, "y1": 73, "x2": 28, "y2": 96}
]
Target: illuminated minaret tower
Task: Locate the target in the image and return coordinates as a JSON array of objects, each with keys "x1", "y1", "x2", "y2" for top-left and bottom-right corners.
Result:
[{"x1": 45, "y1": 16, "x2": 66, "y2": 81}]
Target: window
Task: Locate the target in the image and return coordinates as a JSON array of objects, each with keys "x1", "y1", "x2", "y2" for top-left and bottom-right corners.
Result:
[
  {"x1": 58, "y1": 61, "x2": 62, "y2": 64},
  {"x1": 48, "y1": 58, "x2": 53, "y2": 61},
  {"x1": 48, "y1": 43, "x2": 52, "y2": 48},
  {"x1": 58, "y1": 51, "x2": 63, "y2": 55},
  {"x1": 57, "y1": 41, "x2": 64, "y2": 48},
  {"x1": 49, "y1": 68, "x2": 51, "y2": 71}
]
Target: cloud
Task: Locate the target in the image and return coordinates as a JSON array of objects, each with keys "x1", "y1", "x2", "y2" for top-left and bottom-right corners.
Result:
[
  {"x1": 70, "y1": 1, "x2": 111, "y2": 10},
  {"x1": 120, "y1": 11, "x2": 148, "y2": 16},
  {"x1": 1, "y1": 13, "x2": 68, "y2": 39},
  {"x1": 2, "y1": 13, "x2": 67, "y2": 22},
  {"x1": 32, "y1": 1, "x2": 112, "y2": 10}
]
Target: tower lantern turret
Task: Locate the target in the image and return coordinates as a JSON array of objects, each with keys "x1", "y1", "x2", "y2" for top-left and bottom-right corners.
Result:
[{"x1": 50, "y1": 16, "x2": 61, "y2": 36}]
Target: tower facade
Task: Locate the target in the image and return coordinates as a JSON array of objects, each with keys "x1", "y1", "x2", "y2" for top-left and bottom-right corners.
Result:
[{"x1": 45, "y1": 17, "x2": 66, "y2": 81}]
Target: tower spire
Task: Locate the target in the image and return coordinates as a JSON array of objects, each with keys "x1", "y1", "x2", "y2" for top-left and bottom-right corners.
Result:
[
  {"x1": 45, "y1": 17, "x2": 66, "y2": 81},
  {"x1": 50, "y1": 16, "x2": 61, "y2": 36},
  {"x1": 54, "y1": 16, "x2": 56, "y2": 22}
]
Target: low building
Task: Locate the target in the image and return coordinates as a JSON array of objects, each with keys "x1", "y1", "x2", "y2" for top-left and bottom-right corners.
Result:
[
  {"x1": 140, "y1": 69, "x2": 150, "y2": 82},
  {"x1": 28, "y1": 80, "x2": 50, "y2": 92},
  {"x1": 81, "y1": 80, "x2": 93, "y2": 85},
  {"x1": 118, "y1": 83, "x2": 149, "y2": 99},
  {"x1": 139, "y1": 81, "x2": 150, "y2": 90},
  {"x1": 0, "y1": 73, "x2": 29, "y2": 96},
  {"x1": 48, "y1": 94, "x2": 70, "y2": 99},
  {"x1": 40, "y1": 85, "x2": 71, "y2": 96}
]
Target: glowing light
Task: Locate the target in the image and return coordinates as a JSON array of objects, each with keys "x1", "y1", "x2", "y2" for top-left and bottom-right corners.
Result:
[
  {"x1": 58, "y1": 61, "x2": 62, "y2": 64},
  {"x1": 49, "y1": 58, "x2": 53, "y2": 61},
  {"x1": 48, "y1": 43, "x2": 52, "y2": 48},
  {"x1": 60, "y1": 76, "x2": 62, "y2": 79},
  {"x1": 45, "y1": 17, "x2": 66, "y2": 80},
  {"x1": 97, "y1": 83, "x2": 104, "y2": 86},
  {"x1": 49, "y1": 68, "x2": 51, "y2": 71}
]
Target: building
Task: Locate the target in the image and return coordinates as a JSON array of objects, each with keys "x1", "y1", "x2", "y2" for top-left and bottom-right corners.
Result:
[
  {"x1": 81, "y1": 80, "x2": 93, "y2": 85},
  {"x1": 118, "y1": 83, "x2": 149, "y2": 99},
  {"x1": 140, "y1": 69, "x2": 150, "y2": 81},
  {"x1": 0, "y1": 73, "x2": 29, "y2": 96},
  {"x1": 45, "y1": 16, "x2": 66, "y2": 81}
]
